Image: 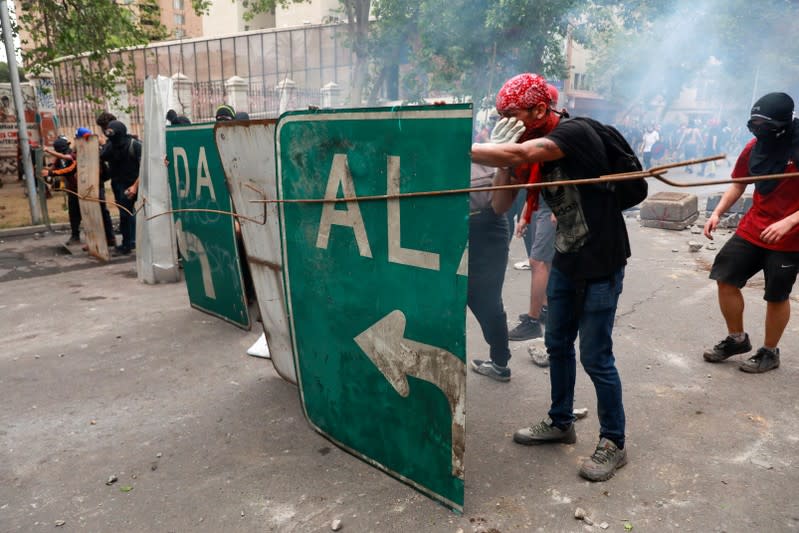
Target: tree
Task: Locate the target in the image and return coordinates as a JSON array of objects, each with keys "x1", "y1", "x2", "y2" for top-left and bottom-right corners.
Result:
[
  {"x1": 0, "y1": 61, "x2": 26, "y2": 83},
  {"x1": 366, "y1": 0, "x2": 580, "y2": 106},
  {"x1": 339, "y1": 0, "x2": 371, "y2": 105},
  {"x1": 14, "y1": 0, "x2": 168, "y2": 104},
  {"x1": 709, "y1": 0, "x2": 799, "y2": 104},
  {"x1": 201, "y1": 0, "x2": 372, "y2": 106},
  {"x1": 581, "y1": 0, "x2": 799, "y2": 118},
  {"x1": 137, "y1": 0, "x2": 170, "y2": 42}
]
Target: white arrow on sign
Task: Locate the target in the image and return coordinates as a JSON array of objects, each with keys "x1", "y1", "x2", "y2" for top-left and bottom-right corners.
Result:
[
  {"x1": 354, "y1": 310, "x2": 465, "y2": 479},
  {"x1": 175, "y1": 219, "x2": 216, "y2": 299}
]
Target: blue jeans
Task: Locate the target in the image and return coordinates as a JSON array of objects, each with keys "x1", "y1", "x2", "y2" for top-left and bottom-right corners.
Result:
[
  {"x1": 111, "y1": 180, "x2": 136, "y2": 251},
  {"x1": 545, "y1": 266, "x2": 626, "y2": 448},
  {"x1": 467, "y1": 210, "x2": 511, "y2": 367}
]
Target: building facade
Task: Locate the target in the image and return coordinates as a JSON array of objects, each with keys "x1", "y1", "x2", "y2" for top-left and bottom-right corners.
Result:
[
  {"x1": 201, "y1": 1, "x2": 275, "y2": 37},
  {"x1": 157, "y1": 0, "x2": 203, "y2": 40}
]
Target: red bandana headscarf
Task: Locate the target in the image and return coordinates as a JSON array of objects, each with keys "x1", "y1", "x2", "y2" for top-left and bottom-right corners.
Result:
[
  {"x1": 497, "y1": 76, "x2": 560, "y2": 217},
  {"x1": 495, "y1": 73, "x2": 559, "y2": 144},
  {"x1": 495, "y1": 73, "x2": 551, "y2": 112}
]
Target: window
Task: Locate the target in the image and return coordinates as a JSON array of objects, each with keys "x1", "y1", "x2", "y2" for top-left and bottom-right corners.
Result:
[
  {"x1": 174, "y1": 13, "x2": 185, "y2": 25},
  {"x1": 173, "y1": 0, "x2": 184, "y2": 9},
  {"x1": 174, "y1": 28, "x2": 185, "y2": 39},
  {"x1": 572, "y1": 73, "x2": 591, "y2": 91}
]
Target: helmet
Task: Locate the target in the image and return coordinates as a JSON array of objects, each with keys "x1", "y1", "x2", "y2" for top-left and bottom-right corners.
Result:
[{"x1": 53, "y1": 136, "x2": 71, "y2": 153}]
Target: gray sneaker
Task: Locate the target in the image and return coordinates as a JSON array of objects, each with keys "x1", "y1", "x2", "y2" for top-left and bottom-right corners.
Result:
[
  {"x1": 740, "y1": 347, "x2": 780, "y2": 373},
  {"x1": 579, "y1": 437, "x2": 627, "y2": 482},
  {"x1": 508, "y1": 315, "x2": 543, "y2": 341},
  {"x1": 513, "y1": 418, "x2": 576, "y2": 445},
  {"x1": 518, "y1": 306, "x2": 547, "y2": 325},
  {"x1": 470, "y1": 359, "x2": 511, "y2": 382},
  {"x1": 703, "y1": 334, "x2": 751, "y2": 362}
]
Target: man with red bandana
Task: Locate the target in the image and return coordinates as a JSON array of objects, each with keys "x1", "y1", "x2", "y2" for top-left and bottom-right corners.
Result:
[
  {"x1": 702, "y1": 92, "x2": 799, "y2": 373},
  {"x1": 506, "y1": 84, "x2": 562, "y2": 347},
  {"x1": 472, "y1": 72, "x2": 630, "y2": 482}
]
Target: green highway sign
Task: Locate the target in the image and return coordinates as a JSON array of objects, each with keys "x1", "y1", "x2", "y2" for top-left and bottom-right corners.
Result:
[
  {"x1": 166, "y1": 123, "x2": 250, "y2": 329},
  {"x1": 277, "y1": 105, "x2": 472, "y2": 510}
]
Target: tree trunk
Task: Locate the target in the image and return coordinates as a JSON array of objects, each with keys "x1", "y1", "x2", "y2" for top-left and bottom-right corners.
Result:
[{"x1": 342, "y1": 0, "x2": 371, "y2": 107}]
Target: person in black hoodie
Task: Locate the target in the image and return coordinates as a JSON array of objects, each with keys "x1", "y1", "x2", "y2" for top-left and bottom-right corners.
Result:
[
  {"x1": 100, "y1": 120, "x2": 141, "y2": 255},
  {"x1": 166, "y1": 109, "x2": 191, "y2": 126}
]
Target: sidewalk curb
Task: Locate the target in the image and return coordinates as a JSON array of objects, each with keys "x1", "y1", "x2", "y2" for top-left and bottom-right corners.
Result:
[
  {"x1": 0, "y1": 223, "x2": 71, "y2": 238},
  {"x1": 0, "y1": 216, "x2": 121, "y2": 239}
]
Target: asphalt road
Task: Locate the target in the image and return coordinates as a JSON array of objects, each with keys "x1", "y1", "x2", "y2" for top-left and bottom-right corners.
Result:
[{"x1": 2, "y1": 191, "x2": 798, "y2": 532}]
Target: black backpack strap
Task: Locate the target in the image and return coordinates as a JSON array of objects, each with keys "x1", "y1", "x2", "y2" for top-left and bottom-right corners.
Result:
[{"x1": 128, "y1": 138, "x2": 141, "y2": 160}]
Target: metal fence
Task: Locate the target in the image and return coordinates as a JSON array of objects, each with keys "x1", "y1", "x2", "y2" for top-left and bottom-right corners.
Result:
[{"x1": 52, "y1": 23, "x2": 354, "y2": 136}]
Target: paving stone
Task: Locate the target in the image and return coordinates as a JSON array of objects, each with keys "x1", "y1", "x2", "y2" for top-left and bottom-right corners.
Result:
[{"x1": 640, "y1": 192, "x2": 699, "y2": 230}]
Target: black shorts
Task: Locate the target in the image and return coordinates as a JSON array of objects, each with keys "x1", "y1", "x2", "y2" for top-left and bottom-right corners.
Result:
[{"x1": 710, "y1": 234, "x2": 799, "y2": 302}]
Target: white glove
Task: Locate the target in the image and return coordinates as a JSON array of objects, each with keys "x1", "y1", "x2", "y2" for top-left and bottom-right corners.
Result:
[{"x1": 490, "y1": 117, "x2": 526, "y2": 144}]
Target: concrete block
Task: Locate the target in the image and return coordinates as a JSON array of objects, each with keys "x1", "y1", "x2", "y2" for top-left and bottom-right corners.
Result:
[
  {"x1": 705, "y1": 193, "x2": 753, "y2": 215},
  {"x1": 640, "y1": 192, "x2": 699, "y2": 230},
  {"x1": 717, "y1": 213, "x2": 743, "y2": 229}
]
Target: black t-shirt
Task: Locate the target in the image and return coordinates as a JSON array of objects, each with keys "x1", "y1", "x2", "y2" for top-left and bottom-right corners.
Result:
[{"x1": 541, "y1": 118, "x2": 631, "y2": 280}]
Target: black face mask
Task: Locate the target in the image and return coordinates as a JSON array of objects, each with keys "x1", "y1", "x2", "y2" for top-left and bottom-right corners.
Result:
[
  {"x1": 747, "y1": 119, "x2": 788, "y2": 142},
  {"x1": 748, "y1": 118, "x2": 799, "y2": 194}
]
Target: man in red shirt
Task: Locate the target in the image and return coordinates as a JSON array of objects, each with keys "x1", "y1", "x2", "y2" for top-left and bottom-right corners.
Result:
[{"x1": 703, "y1": 92, "x2": 799, "y2": 373}]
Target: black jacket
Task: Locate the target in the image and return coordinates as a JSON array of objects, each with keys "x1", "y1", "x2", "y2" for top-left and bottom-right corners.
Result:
[{"x1": 100, "y1": 136, "x2": 141, "y2": 186}]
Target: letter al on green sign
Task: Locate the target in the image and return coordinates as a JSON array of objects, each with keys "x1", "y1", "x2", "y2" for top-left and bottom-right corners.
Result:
[
  {"x1": 277, "y1": 105, "x2": 471, "y2": 511},
  {"x1": 166, "y1": 123, "x2": 250, "y2": 329}
]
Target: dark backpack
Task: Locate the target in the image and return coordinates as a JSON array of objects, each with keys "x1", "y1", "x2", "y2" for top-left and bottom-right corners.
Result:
[
  {"x1": 571, "y1": 117, "x2": 648, "y2": 210},
  {"x1": 128, "y1": 137, "x2": 142, "y2": 161}
]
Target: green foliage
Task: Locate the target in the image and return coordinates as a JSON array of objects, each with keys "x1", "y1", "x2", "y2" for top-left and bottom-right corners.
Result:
[
  {"x1": 0, "y1": 62, "x2": 26, "y2": 83},
  {"x1": 190, "y1": 0, "x2": 213, "y2": 15},
  {"x1": 235, "y1": 0, "x2": 581, "y2": 105},
  {"x1": 226, "y1": 0, "x2": 313, "y2": 22},
  {"x1": 16, "y1": 0, "x2": 169, "y2": 105},
  {"x1": 368, "y1": 0, "x2": 580, "y2": 105},
  {"x1": 137, "y1": 0, "x2": 170, "y2": 42}
]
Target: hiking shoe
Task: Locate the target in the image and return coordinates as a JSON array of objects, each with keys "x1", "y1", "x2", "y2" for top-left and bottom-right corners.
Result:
[
  {"x1": 740, "y1": 347, "x2": 780, "y2": 373},
  {"x1": 65, "y1": 236, "x2": 81, "y2": 246},
  {"x1": 527, "y1": 343, "x2": 550, "y2": 367},
  {"x1": 508, "y1": 315, "x2": 543, "y2": 341},
  {"x1": 513, "y1": 418, "x2": 576, "y2": 445},
  {"x1": 703, "y1": 334, "x2": 752, "y2": 362},
  {"x1": 579, "y1": 437, "x2": 628, "y2": 482},
  {"x1": 470, "y1": 359, "x2": 511, "y2": 382}
]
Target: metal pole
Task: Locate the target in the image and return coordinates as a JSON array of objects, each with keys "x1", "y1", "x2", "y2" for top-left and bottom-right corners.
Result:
[
  {"x1": 33, "y1": 147, "x2": 50, "y2": 230},
  {"x1": 0, "y1": 0, "x2": 42, "y2": 224}
]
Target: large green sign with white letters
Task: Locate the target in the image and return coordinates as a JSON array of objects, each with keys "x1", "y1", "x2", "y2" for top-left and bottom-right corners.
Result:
[
  {"x1": 277, "y1": 105, "x2": 471, "y2": 510},
  {"x1": 166, "y1": 123, "x2": 250, "y2": 329}
]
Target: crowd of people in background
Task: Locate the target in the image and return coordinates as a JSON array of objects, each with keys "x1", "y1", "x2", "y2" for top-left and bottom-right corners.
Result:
[{"x1": 615, "y1": 116, "x2": 749, "y2": 173}]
